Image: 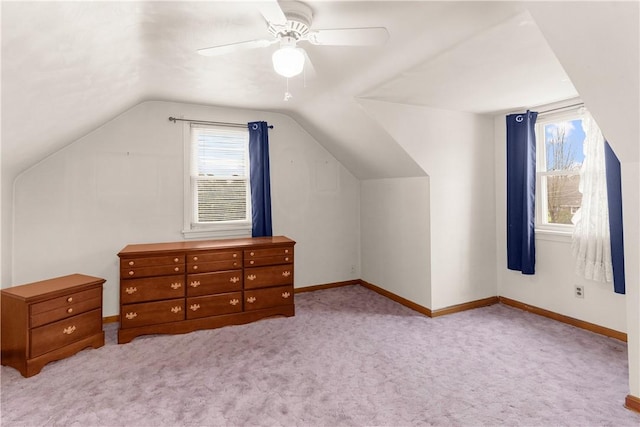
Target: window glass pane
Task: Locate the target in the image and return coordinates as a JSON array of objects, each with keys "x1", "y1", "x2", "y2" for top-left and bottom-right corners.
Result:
[
  {"x1": 544, "y1": 119, "x2": 585, "y2": 171},
  {"x1": 195, "y1": 129, "x2": 247, "y2": 177},
  {"x1": 545, "y1": 174, "x2": 582, "y2": 225},
  {"x1": 196, "y1": 178, "x2": 247, "y2": 222}
]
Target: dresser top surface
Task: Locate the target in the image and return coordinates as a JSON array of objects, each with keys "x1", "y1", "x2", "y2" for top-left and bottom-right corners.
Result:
[
  {"x1": 118, "y1": 236, "x2": 296, "y2": 258},
  {"x1": 1, "y1": 274, "x2": 105, "y2": 301}
]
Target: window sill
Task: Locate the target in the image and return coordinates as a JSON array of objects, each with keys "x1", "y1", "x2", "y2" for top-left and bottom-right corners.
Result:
[
  {"x1": 182, "y1": 226, "x2": 252, "y2": 240},
  {"x1": 535, "y1": 228, "x2": 572, "y2": 243}
]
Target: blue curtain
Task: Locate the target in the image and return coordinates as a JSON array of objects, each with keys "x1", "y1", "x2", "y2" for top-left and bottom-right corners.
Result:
[
  {"x1": 506, "y1": 111, "x2": 537, "y2": 274},
  {"x1": 604, "y1": 141, "x2": 625, "y2": 294},
  {"x1": 248, "y1": 121, "x2": 272, "y2": 237}
]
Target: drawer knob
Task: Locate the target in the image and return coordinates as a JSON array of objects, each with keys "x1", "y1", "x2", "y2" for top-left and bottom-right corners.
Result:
[
  {"x1": 128, "y1": 271, "x2": 135, "y2": 276},
  {"x1": 282, "y1": 271, "x2": 291, "y2": 277},
  {"x1": 247, "y1": 274, "x2": 256, "y2": 281},
  {"x1": 190, "y1": 281, "x2": 201, "y2": 288},
  {"x1": 67, "y1": 308, "x2": 73, "y2": 314},
  {"x1": 233, "y1": 262, "x2": 238, "y2": 267},
  {"x1": 170, "y1": 282, "x2": 182, "y2": 290},
  {"x1": 63, "y1": 325, "x2": 76, "y2": 335},
  {"x1": 230, "y1": 299, "x2": 240, "y2": 306},
  {"x1": 125, "y1": 312, "x2": 137, "y2": 320},
  {"x1": 282, "y1": 292, "x2": 291, "y2": 299},
  {"x1": 249, "y1": 260, "x2": 254, "y2": 265},
  {"x1": 128, "y1": 261, "x2": 135, "y2": 266},
  {"x1": 233, "y1": 253, "x2": 237, "y2": 258},
  {"x1": 66, "y1": 297, "x2": 73, "y2": 303},
  {"x1": 285, "y1": 249, "x2": 289, "y2": 254},
  {"x1": 250, "y1": 251, "x2": 255, "y2": 256},
  {"x1": 230, "y1": 277, "x2": 240, "y2": 284},
  {"x1": 285, "y1": 257, "x2": 289, "y2": 261},
  {"x1": 190, "y1": 304, "x2": 200, "y2": 311},
  {"x1": 193, "y1": 256, "x2": 198, "y2": 261},
  {"x1": 125, "y1": 287, "x2": 137, "y2": 295},
  {"x1": 174, "y1": 257, "x2": 180, "y2": 263},
  {"x1": 193, "y1": 265, "x2": 198, "y2": 270},
  {"x1": 174, "y1": 267, "x2": 180, "y2": 272},
  {"x1": 247, "y1": 296, "x2": 256, "y2": 304},
  {"x1": 171, "y1": 306, "x2": 182, "y2": 314}
]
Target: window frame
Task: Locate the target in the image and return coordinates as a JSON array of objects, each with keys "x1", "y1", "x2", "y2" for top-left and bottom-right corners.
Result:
[
  {"x1": 534, "y1": 108, "x2": 584, "y2": 234},
  {"x1": 182, "y1": 122, "x2": 252, "y2": 239}
]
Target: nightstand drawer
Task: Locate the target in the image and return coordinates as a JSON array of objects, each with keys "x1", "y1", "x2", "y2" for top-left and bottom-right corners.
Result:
[
  {"x1": 244, "y1": 265, "x2": 294, "y2": 289},
  {"x1": 120, "y1": 299, "x2": 185, "y2": 328},
  {"x1": 186, "y1": 271, "x2": 243, "y2": 296},
  {"x1": 31, "y1": 287, "x2": 101, "y2": 316},
  {"x1": 244, "y1": 285, "x2": 294, "y2": 311},
  {"x1": 186, "y1": 292, "x2": 243, "y2": 319},
  {"x1": 30, "y1": 309, "x2": 102, "y2": 358},
  {"x1": 31, "y1": 290, "x2": 101, "y2": 328},
  {"x1": 120, "y1": 275, "x2": 185, "y2": 304}
]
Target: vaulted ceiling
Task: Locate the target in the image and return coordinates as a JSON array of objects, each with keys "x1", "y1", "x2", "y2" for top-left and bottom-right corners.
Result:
[{"x1": 2, "y1": 1, "x2": 578, "y2": 181}]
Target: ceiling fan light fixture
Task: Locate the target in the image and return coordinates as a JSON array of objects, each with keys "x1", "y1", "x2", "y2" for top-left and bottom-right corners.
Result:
[{"x1": 272, "y1": 45, "x2": 305, "y2": 78}]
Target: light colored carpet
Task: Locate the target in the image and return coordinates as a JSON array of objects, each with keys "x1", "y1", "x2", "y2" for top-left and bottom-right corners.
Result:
[{"x1": 1, "y1": 285, "x2": 638, "y2": 426}]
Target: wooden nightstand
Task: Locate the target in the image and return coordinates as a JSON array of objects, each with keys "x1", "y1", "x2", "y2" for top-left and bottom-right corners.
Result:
[{"x1": 1, "y1": 274, "x2": 105, "y2": 377}]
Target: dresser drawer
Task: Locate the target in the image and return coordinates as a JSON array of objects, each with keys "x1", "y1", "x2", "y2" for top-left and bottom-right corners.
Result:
[
  {"x1": 186, "y1": 259, "x2": 242, "y2": 274},
  {"x1": 120, "y1": 275, "x2": 185, "y2": 304},
  {"x1": 244, "y1": 265, "x2": 294, "y2": 289},
  {"x1": 186, "y1": 292, "x2": 243, "y2": 319},
  {"x1": 244, "y1": 246, "x2": 294, "y2": 267},
  {"x1": 31, "y1": 288, "x2": 101, "y2": 328},
  {"x1": 30, "y1": 309, "x2": 102, "y2": 358},
  {"x1": 245, "y1": 254, "x2": 293, "y2": 267},
  {"x1": 187, "y1": 251, "x2": 241, "y2": 264},
  {"x1": 244, "y1": 285, "x2": 294, "y2": 311},
  {"x1": 120, "y1": 299, "x2": 185, "y2": 329},
  {"x1": 121, "y1": 255, "x2": 184, "y2": 269},
  {"x1": 122, "y1": 264, "x2": 184, "y2": 279},
  {"x1": 187, "y1": 271, "x2": 243, "y2": 296}
]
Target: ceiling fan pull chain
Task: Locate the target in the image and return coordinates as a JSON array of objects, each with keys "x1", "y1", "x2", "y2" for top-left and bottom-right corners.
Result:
[{"x1": 284, "y1": 78, "x2": 293, "y2": 102}]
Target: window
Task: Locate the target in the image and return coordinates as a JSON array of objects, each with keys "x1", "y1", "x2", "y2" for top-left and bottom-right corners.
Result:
[
  {"x1": 183, "y1": 123, "x2": 251, "y2": 238},
  {"x1": 535, "y1": 108, "x2": 585, "y2": 232}
]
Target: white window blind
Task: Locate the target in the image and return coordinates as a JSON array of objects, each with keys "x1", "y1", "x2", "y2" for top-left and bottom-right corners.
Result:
[{"x1": 190, "y1": 124, "x2": 250, "y2": 224}]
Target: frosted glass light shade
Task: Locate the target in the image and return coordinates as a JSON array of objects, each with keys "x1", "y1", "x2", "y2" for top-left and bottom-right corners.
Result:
[{"x1": 272, "y1": 46, "x2": 305, "y2": 78}]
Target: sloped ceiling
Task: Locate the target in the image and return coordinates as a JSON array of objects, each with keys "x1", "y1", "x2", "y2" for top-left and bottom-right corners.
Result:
[{"x1": 2, "y1": 1, "x2": 577, "y2": 182}]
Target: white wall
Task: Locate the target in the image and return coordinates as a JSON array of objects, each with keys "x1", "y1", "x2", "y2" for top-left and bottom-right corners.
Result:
[
  {"x1": 12, "y1": 100, "x2": 361, "y2": 316},
  {"x1": 526, "y1": 0, "x2": 640, "y2": 400},
  {"x1": 359, "y1": 100, "x2": 497, "y2": 310},
  {"x1": 361, "y1": 177, "x2": 431, "y2": 308},
  {"x1": 493, "y1": 116, "x2": 627, "y2": 332}
]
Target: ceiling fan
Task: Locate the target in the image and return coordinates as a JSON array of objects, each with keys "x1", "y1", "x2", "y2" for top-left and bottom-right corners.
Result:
[{"x1": 197, "y1": 0, "x2": 389, "y2": 79}]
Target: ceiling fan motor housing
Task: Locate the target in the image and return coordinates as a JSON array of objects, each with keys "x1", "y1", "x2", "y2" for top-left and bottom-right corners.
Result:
[{"x1": 268, "y1": 1, "x2": 313, "y2": 41}]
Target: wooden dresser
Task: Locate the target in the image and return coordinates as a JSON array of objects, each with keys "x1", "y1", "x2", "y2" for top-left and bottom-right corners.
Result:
[
  {"x1": 1, "y1": 274, "x2": 105, "y2": 377},
  {"x1": 117, "y1": 236, "x2": 295, "y2": 344}
]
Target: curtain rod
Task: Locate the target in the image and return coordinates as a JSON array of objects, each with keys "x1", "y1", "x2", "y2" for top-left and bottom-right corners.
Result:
[
  {"x1": 168, "y1": 117, "x2": 274, "y2": 129},
  {"x1": 537, "y1": 102, "x2": 584, "y2": 116}
]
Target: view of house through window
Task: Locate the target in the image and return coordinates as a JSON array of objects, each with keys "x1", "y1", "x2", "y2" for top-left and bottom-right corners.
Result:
[
  {"x1": 535, "y1": 109, "x2": 585, "y2": 230},
  {"x1": 189, "y1": 124, "x2": 251, "y2": 226}
]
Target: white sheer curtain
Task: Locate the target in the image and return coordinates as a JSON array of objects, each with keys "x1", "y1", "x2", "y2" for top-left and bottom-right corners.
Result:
[{"x1": 571, "y1": 111, "x2": 612, "y2": 282}]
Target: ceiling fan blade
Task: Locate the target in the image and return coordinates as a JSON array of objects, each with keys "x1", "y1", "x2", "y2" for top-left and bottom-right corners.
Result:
[
  {"x1": 256, "y1": 0, "x2": 287, "y2": 25},
  {"x1": 307, "y1": 27, "x2": 389, "y2": 46},
  {"x1": 197, "y1": 39, "x2": 276, "y2": 57}
]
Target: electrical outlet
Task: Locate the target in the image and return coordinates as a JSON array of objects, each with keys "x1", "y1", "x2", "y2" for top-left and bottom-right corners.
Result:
[
  {"x1": 350, "y1": 265, "x2": 356, "y2": 274},
  {"x1": 575, "y1": 285, "x2": 585, "y2": 298}
]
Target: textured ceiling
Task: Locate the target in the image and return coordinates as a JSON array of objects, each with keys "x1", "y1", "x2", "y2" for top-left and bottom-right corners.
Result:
[{"x1": 1, "y1": 1, "x2": 577, "y2": 181}]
